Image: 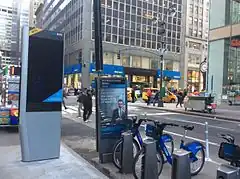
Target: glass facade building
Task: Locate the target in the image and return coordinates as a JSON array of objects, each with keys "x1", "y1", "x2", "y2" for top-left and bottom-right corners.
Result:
[
  {"x1": 208, "y1": 0, "x2": 240, "y2": 102},
  {"x1": 41, "y1": 0, "x2": 184, "y2": 89}
]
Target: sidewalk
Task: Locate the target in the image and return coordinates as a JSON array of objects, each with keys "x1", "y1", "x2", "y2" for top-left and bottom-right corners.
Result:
[
  {"x1": 0, "y1": 141, "x2": 108, "y2": 179},
  {"x1": 129, "y1": 102, "x2": 240, "y2": 122}
]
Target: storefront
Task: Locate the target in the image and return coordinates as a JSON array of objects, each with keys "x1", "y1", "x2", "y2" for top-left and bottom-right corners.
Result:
[
  {"x1": 157, "y1": 70, "x2": 181, "y2": 89},
  {"x1": 187, "y1": 70, "x2": 201, "y2": 91},
  {"x1": 64, "y1": 63, "x2": 125, "y2": 88},
  {"x1": 124, "y1": 67, "x2": 158, "y2": 89}
]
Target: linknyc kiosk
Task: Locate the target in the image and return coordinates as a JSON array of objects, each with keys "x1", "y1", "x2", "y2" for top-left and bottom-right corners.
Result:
[{"x1": 19, "y1": 26, "x2": 63, "y2": 162}]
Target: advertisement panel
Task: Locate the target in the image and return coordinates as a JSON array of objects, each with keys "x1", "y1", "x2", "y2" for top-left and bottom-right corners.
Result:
[
  {"x1": 26, "y1": 31, "x2": 63, "y2": 112},
  {"x1": 96, "y1": 77, "x2": 130, "y2": 163}
]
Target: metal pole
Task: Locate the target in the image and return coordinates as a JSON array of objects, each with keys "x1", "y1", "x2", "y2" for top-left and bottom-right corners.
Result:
[
  {"x1": 121, "y1": 131, "x2": 133, "y2": 174},
  {"x1": 205, "y1": 122, "x2": 210, "y2": 161},
  {"x1": 93, "y1": 0, "x2": 103, "y2": 71},
  {"x1": 160, "y1": 55, "x2": 163, "y2": 90},
  {"x1": 142, "y1": 139, "x2": 158, "y2": 179},
  {"x1": 171, "y1": 149, "x2": 191, "y2": 179}
]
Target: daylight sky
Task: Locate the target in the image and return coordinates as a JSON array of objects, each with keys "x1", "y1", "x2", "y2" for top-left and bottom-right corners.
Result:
[{"x1": 0, "y1": 0, "x2": 30, "y2": 10}]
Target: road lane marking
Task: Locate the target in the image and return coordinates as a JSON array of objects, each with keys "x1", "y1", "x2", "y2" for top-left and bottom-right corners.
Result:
[
  {"x1": 146, "y1": 112, "x2": 176, "y2": 116},
  {"x1": 162, "y1": 117, "x2": 237, "y2": 132},
  {"x1": 130, "y1": 103, "x2": 240, "y2": 124},
  {"x1": 164, "y1": 130, "x2": 220, "y2": 146},
  {"x1": 140, "y1": 124, "x2": 219, "y2": 146}
]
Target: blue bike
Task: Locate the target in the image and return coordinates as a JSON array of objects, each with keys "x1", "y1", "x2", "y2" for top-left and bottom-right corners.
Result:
[
  {"x1": 112, "y1": 117, "x2": 174, "y2": 170},
  {"x1": 133, "y1": 120, "x2": 205, "y2": 179}
]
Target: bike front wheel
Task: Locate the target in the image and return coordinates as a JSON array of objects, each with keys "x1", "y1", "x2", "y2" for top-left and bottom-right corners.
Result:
[
  {"x1": 190, "y1": 147, "x2": 205, "y2": 176},
  {"x1": 132, "y1": 148, "x2": 164, "y2": 179},
  {"x1": 112, "y1": 137, "x2": 140, "y2": 170}
]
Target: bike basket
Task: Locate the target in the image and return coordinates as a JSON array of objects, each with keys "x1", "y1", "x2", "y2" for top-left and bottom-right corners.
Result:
[
  {"x1": 145, "y1": 124, "x2": 157, "y2": 138},
  {"x1": 218, "y1": 142, "x2": 240, "y2": 162}
]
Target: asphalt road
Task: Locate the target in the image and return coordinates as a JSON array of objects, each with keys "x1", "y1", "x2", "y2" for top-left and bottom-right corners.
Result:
[{"x1": 65, "y1": 96, "x2": 240, "y2": 164}]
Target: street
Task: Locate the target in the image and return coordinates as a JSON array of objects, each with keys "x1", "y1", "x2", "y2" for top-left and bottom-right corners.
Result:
[
  {"x1": 1, "y1": 96, "x2": 239, "y2": 178},
  {"x1": 61, "y1": 96, "x2": 240, "y2": 178}
]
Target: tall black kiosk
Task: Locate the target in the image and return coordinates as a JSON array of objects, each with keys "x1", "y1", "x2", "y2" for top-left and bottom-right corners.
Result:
[{"x1": 19, "y1": 26, "x2": 63, "y2": 162}]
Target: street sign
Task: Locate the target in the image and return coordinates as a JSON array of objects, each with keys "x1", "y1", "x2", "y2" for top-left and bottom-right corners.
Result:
[{"x1": 200, "y1": 61, "x2": 208, "y2": 73}]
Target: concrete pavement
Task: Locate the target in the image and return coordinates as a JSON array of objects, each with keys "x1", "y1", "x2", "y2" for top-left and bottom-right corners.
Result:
[{"x1": 0, "y1": 127, "x2": 108, "y2": 179}]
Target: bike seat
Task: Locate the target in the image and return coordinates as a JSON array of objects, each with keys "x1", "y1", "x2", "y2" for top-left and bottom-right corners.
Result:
[{"x1": 183, "y1": 125, "x2": 194, "y2": 131}]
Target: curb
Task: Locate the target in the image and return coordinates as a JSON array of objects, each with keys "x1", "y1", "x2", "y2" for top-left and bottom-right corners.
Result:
[
  {"x1": 132, "y1": 104, "x2": 240, "y2": 122},
  {"x1": 62, "y1": 141, "x2": 116, "y2": 179}
]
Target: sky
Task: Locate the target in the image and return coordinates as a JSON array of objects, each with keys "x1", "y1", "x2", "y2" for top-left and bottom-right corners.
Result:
[{"x1": 0, "y1": 0, "x2": 30, "y2": 10}]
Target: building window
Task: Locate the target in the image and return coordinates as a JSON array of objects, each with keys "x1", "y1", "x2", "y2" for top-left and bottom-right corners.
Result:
[
  {"x1": 189, "y1": 41, "x2": 201, "y2": 50},
  {"x1": 189, "y1": 28, "x2": 193, "y2": 36},
  {"x1": 132, "y1": 56, "x2": 141, "y2": 68}
]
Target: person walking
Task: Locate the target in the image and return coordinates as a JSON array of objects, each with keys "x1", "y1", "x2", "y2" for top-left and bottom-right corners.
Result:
[
  {"x1": 63, "y1": 87, "x2": 68, "y2": 110},
  {"x1": 146, "y1": 89, "x2": 152, "y2": 105},
  {"x1": 131, "y1": 89, "x2": 136, "y2": 103},
  {"x1": 77, "y1": 90, "x2": 84, "y2": 118},
  {"x1": 176, "y1": 91, "x2": 183, "y2": 108},
  {"x1": 82, "y1": 89, "x2": 93, "y2": 122},
  {"x1": 153, "y1": 91, "x2": 160, "y2": 106}
]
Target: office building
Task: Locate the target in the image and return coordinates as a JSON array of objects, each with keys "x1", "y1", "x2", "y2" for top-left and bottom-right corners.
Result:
[
  {"x1": 41, "y1": 0, "x2": 183, "y2": 89},
  {"x1": 0, "y1": 0, "x2": 29, "y2": 66},
  {"x1": 181, "y1": 0, "x2": 210, "y2": 92},
  {"x1": 29, "y1": 0, "x2": 43, "y2": 27},
  {"x1": 208, "y1": 0, "x2": 240, "y2": 101}
]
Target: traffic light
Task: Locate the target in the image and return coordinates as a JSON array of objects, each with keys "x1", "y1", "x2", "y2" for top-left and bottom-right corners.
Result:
[{"x1": 117, "y1": 52, "x2": 121, "y2": 59}]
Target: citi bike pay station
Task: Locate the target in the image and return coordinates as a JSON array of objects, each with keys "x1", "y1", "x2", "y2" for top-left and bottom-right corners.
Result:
[{"x1": 19, "y1": 26, "x2": 63, "y2": 162}]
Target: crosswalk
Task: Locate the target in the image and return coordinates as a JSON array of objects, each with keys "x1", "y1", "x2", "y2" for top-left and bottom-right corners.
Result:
[{"x1": 62, "y1": 105, "x2": 141, "y2": 115}]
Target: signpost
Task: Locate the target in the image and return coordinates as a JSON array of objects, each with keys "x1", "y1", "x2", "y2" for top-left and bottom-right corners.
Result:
[
  {"x1": 19, "y1": 26, "x2": 63, "y2": 162},
  {"x1": 95, "y1": 77, "x2": 130, "y2": 163}
]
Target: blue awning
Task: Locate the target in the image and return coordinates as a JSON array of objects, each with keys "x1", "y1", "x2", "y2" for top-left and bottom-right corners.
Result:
[
  {"x1": 71, "y1": 64, "x2": 81, "y2": 73},
  {"x1": 157, "y1": 70, "x2": 181, "y2": 80},
  {"x1": 64, "y1": 63, "x2": 125, "y2": 76},
  {"x1": 64, "y1": 66, "x2": 73, "y2": 75},
  {"x1": 90, "y1": 63, "x2": 125, "y2": 76}
]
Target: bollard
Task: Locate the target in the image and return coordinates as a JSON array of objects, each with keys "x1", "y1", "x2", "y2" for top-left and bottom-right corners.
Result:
[
  {"x1": 142, "y1": 139, "x2": 158, "y2": 179},
  {"x1": 216, "y1": 164, "x2": 239, "y2": 179},
  {"x1": 120, "y1": 131, "x2": 133, "y2": 174},
  {"x1": 171, "y1": 149, "x2": 191, "y2": 179},
  {"x1": 205, "y1": 122, "x2": 210, "y2": 161}
]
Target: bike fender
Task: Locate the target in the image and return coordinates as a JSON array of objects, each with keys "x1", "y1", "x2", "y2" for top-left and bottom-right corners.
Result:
[
  {"x1": 161, "y1": 134, "x2": 173, "y2": 143},
  {"x1": 184, "y1": 141, "x2": 205, "y2": 155}
]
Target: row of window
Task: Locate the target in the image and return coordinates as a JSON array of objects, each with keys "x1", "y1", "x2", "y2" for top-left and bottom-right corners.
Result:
[
  {"x1": 101, "y1": 0, "x2": 182, "y2": 9},
  {"x1": 92, "y1": 30, "x2": 181, "y2": 53}
]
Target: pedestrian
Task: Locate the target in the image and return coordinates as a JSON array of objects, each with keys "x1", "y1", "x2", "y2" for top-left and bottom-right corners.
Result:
[
  {"x1": 146, "y1": 89, "x2": 152, "y2": 105},
  {"x1": 131, "y1": 89, "x2": 135, "y2": 103},
  {"x1": 82, "y1": 89, "x2": 93, "y2": 122},
  {"x1": 153, "y1": 91, "x2": 159, "y2": 106},
  {"x1": 176, "y1": 91, "x2": 183, "y2": 108},
  {"x1": 63, "y1": 87, "x2": 68, "y2": 110},
  {"x1": 77, "y1": 90, "x2": 84, "y2": 118}
]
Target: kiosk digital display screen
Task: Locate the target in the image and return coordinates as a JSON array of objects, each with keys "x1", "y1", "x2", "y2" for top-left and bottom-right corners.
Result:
[{"x1": 26, "y1": 33, "x2": 63, "y2": 112}]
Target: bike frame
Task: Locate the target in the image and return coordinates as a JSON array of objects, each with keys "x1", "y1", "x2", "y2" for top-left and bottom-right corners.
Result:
[
  {"x1": 132, "y1": 126, "x2": 173, "y2": 148},
  {"x1": 158, "y1": 129, "x2": 204, "y2": 165}
]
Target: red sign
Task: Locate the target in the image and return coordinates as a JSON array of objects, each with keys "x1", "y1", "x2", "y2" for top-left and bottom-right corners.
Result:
[{"x1": 231, "y1": 39, "x2": 240, "y2": 47}]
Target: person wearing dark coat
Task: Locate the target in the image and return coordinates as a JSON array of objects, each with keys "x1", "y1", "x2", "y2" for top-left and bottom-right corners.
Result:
[{"x1": 82, "y1": 90, "x2": 93, "y2": 122}]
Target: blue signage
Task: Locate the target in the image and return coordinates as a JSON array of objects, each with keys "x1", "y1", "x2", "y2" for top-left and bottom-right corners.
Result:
[
  {"x1": 157, "y1": 70, "x2": 181, "y2": 80},
  {"x1": 64, "y1": 63, "x2": 125, "y2": 76}
]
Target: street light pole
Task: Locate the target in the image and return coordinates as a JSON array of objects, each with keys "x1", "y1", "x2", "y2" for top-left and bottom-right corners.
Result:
[{"x1": 152, "y1": 6, "x2": 176, "y2": 107}]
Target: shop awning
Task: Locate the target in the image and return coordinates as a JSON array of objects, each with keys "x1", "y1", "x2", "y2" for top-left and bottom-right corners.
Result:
[
  {"x1": 71, "y1": 64, "x2": 81, "y2": 73},
  {"x1": 64, "y1": 66, "x2": 73, "y2": 75},
  {"x1": 90, "y1": 64, "x2": 125, "y2": 76},
  {"x1": 157, "y1": 70, "x2": 181, "y2": 80}
]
